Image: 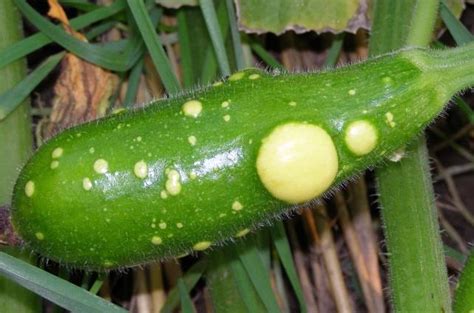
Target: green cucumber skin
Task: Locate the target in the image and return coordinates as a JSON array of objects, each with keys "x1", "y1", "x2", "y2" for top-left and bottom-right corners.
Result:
[{"x1": 11, "y1": 48, "x2": 456, "y2": 269}]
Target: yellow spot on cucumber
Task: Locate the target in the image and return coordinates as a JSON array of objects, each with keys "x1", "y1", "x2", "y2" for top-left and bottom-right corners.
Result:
[
  {"x1": 50, "y1": 160, "x2": 59, "y2": 169},
  {"x1": 134, "y1": 160, "x2": 148, "y2": 179},
  {"x1": 188, "y1": 135, "x2": 197, "y2": 146},
  {"x1": 89, "y1": 147, "x2": 95, "y2": 154},
  {"x1": 35, "y1": 232, "x2": 44, "y2": 240},
  {"x1": 160, "y1": 190, "x2": 168, "y2": 199},
  {"x1": 151, "y1": 236, "x2": 162, "y2": 245},
  {"x1": 249, "y1": 73, "x2": 260, "y2": 80},
  {"x1": 228, "y1": 72, "x2": 245, "y2": 81},
  {"x1": 232, "y1": 201, "x2": 243, "y2": 211},
  {"x1": 165, "y1": 170, "x2": 182, "y2": 196},
  {"x1": 25, "y1": 181, "x2": 35, "y2": 197},
  {"x1": 213, "y1": 81, "x2": 223, "y2": 87},
  {"x1": 348, "y1": 89, "x2": 356, "y2": 95},
  {"x1": 93, "y1": 159, "x2": 108, "y2": 174},
  {"x1": 223, "y1": 115, "x2": 231, "y2": 122},
  {"x1": 235, "y1": 229, "x2": 250, "y2": 237},
  {"x1": 221, "y1": 101, "x2": 230, "y2": 108},
  {"x1": 182, "y1": 100, "x2": 202, "y2": 118},
  {"x1": 159, "y1": 222, "x2": 167, "y2": 229},
  {"x1": 82, "y1": 178, "x2": 93, "y2": 191},
  {"x1": 385, "y1": 112, "x2": 396, "y2": 128},
  {"x1": 345, "y1": 120, "x2": 378, "y2": 156},
  {"x1": 193, "y1": 241, "x2": 212, "y2": 251},
  {"x1": 177, "y1": 223, "x2": 183, "y2": 228},
  {"x1": 52, "y1": 147, "x2": 63, "y2": 158},
  {"x1": 256, "y1": 122, "x2": 338, "y2": 204},
  {"x1": 289, "y1": 101, "x2": 297, "y2": 106}
]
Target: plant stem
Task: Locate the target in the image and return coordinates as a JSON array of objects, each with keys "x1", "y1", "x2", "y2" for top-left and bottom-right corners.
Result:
[{"x1": 370, "y1": 0, "x2": 451, "y2": 312}]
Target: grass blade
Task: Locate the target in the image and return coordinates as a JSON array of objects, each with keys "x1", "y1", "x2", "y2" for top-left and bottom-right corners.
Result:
[
  {"x1": 0, "y1": 52, "x2": 64, "y2": 121},
  {"x1": 324, "y1": 33, "x2": 344, "y2": 68},
  {"x1": 200, "y1": 0, "x2": 231, "y2": 76},
  {"x1": 250, "y1": 39, "x2": 284, "y2": 70},
  {"x1": 127, "y1": 0, "x2": 180, "y2": 94},
  {"x1": 124, "y1": 58, "x2": 144, "y2": 108},
  {"x1": 440, "y1": 0, "x2": 474, "y2": 45},
  {"x1": 160, "y1": 260, "x2": 207, "y2": 313},
  {"x1": 15, "y1": 0, "x2": 145, "y2": 72},
  {"x1": 0, "y1": 0, "x2": 126, "y2": 70},
  {"x1": 177, "y1": 278, "x2": 195, "y2": 313},
  {"x1": 236, "y1": 239, "x2": 281, "y2": 313},
  {"x1": 224, "y1": 0, "x2": 244, "y2": 70},
  {"x1": 0, "y1": 252, "x2": 126, "y2": 313},
  {"x1": 271, "y1": 222, "x2": 307, "y2": 313}
]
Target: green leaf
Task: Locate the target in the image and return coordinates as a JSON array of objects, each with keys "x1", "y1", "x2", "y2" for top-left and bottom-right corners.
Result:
[
  {"x1": 236, "y1": 0, "x2": 367, "y2": 34},
  {"x1": 236, "y1": 239, "x2": 281, "y2": 313},
  {"x1": 177, "y1": 278, "x2": 195, "y2": 313},
  {"x1": 440, "y1": 0, "x2": 474, "y2": 45},
  {"x1": 0, "y1": 0, "x2": 127, "y2": 70},
  {"x1": 200, "y1": 0, "x2": 231, "y2": 76},
  {"x1": 271, "y1": 222, "x2": 307, "y2": 313},
  {"x1": 0, "y1": 252, "x2": 126, "y2": 313},
  {"x1": 0, "y1": 53, "x2": 64, "y2": 121},
  {"x1": 127, "y1": 0, "x2": 180, "y2": 94},
  {"x1": 160, "y1": 260, "x2": 207, "y2": 313},
  {"x1": 156, "y1": 0, "x2": 198, "y2": 8},
  {"x1": 14, "y1": 0, "x2": 146, "y2": 72}
]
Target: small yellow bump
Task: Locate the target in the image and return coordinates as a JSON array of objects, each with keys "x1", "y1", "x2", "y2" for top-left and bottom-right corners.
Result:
[
  {"x1": 112, "y1": 108, "x2": 126, "y2": 115},
  {"x1": 89, "y1": 147, "x2": 95, "y2": 154},
  {"x1": 345, "y1": 120, "x2": 378, "y2": 156},
  {"x1": 228, "y1": 72, "x2": 245, "y2": 81},
  {"x1": 289, "y1": 101, "x2": 297, "y2": 107},
  {"x1": 25, "y1": 181, "x2": 35, "y2": 197},
  {"x1": 159, "y1": 222, "x2": 167, "y2": 229},
  {"x1": 35, "y1": 232, "x2": 44, "y2": 240},
  {"x1": 182, "y1": 100, "x2": 202, "y2": 118},
  {"x1": 103, "y1": 261, "x2": 114, "y2": 268},
  {"x1": 223, "y1": 115, "x2": 231, "y2": 122},
  {"x1": 382, "y1": 76, "x2": 392, "y2": 84},
  {"x1": 82, "y1": 177, "x2": 93, "y2": 191},
  {"x1": 165, "y1": 169, "x2": 182, "y2": 196},
  {"x1": 348, "y1": 89, "x2": 356, "y2": 96},
  {"x1": 193, "y1": 241, "x2": 212, "y2": 251},
  {"x1": 213, "y1": 81, "x2": 223, "y2": 87},
  {"x1": 93, "y1": 159, "x2": 108, "y2": 174},
  {"x1": 385, "y1": 112, "x2": 396, "y2": 128},
  {"x1": 134, "y1": 160, "x2": 148, "y2": 179},
  {"x1": 188, "y1": 135, "x2": 197, "y2": 146},
  {"x1": 221, "y1": 101, "x2": 230, "y2": 108},
  {"x1": 50, "y1": 160, "x2": 59, "y2": 169},
  {"x1": 52, "y1": 147, "x2": 63, "y2": 158},
  {"x1": 219, "y1": 213, "x2": 226, "y2": 218},
  {"x1": 189, "y1": 171, "x2": 197, "y2": 180},
  {"x1": 256, "y1": 123, "x2": 338, "y2": 204},
  {"x1": 388, "y1": 147, "x2": 405, "y2": 162},
  {"x1": 249, "y1": 73, "x2": 260, "y2": 80},
  {"x1": 235, "y1": 229, "x2": 250, "y2": 237},
  {"x1": 160, "y1": 190, "x2": 168, "y2": 199},
  {"x1": 232, "y1": 201, "x2": 243, "y2": 211},
  {"x1": 177, "y1": 223, "x2": 183, "y2": 228},
  {"x1": 151, "y1": 236, "x2": 162, "y2": 245}
]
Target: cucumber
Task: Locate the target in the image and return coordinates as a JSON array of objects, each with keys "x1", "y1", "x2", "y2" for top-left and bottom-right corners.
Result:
[{"x1": 11, "y1": 44, "x2": 474, "y2": 270}]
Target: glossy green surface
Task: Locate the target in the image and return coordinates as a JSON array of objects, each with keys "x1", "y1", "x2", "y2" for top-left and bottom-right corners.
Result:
[{"x1": 11, "y1": 47, "x2": 468, "y2": 269}]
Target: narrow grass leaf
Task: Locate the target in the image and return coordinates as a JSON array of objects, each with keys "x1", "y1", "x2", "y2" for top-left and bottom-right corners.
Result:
[
  {"x1": 59, "y1": 0, "x2": 99, "y2": 11},
  {"x1": 160, "y1": 260, "x2": 207, "y2": 313},
  {"x1": 15, "y1": 0, "x2": 145, "y2": 72},
  {"x1": 236, "y1": 240, "x2": 281, "y2": 313},
  {"x1": 177, "y1": 10, "x2": 194, "y2": 88},
  {"x1": 440, "y1": 0, "x2": 474, "y2": 45},
  {"x1": 177, "y1": 278, "x2": 195, "y2": 313},
  {"x1": 250, "y1": 40, "x2": 284, "y2": 70},
  {"x1": 225, "y1": 0, "x2": 244, "y2": 70},
  {"x1": 124, "y1": 58, "x2": 144, "y2": 108},
  {"x1": 127, "y1": 0, "x2": 180, "y2": 94},
  {"x1": 324, "y1": 33, "x2": 344, "y2": 68},
  {"x1": 0, "y1": 52, "x2": 64, "y2": 121},
  {"x1": 271, "y1": 222, "x2": 307, "y2": 313},
  {"x1": 85, "y1": 21, "x2": 118, "y2": 40},
  {"x1": 0, "y1": 0, "x2": 126, "y2": 70},
  {"x1": 200, "y1": 0, "x2": 231, "y2": 76},
  {"x1": 89, "y1": 278, "x2": 104, "y2": 295},
  {"x1": 0, "y1": 252, "x2": 126, "y2": 313}
]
